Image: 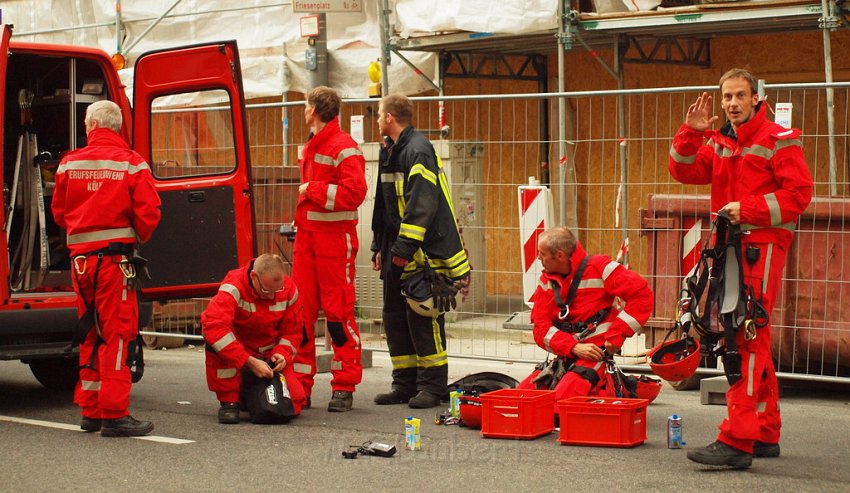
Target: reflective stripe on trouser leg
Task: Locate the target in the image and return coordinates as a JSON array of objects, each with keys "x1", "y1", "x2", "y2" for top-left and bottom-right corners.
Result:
[
  {"x1": 204, "y1": 350, "x2": 241, "y2": 404},
  {"x1": 407, "y1": 310, "x2": 448, "y2": 396},
  {"x1": 317, "y1": 230, "x2": 361, "y2": 392},
  {"x1": 291, "y1": 231, "x2": 320, "y2": 396},
  {"x1": 92, "y1": 261, "x2": 136, "y2": 418},
  {"x1": 383, "y1": 310, "x2": 417, "y2": 393}
]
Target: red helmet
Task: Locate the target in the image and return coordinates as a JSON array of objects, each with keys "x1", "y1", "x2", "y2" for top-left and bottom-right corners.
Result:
[
  {"x1": 634, "y1": 375, "x2": 663, "y2": 403},
  {"x1": 647, "y1": 336, "x2": 701, "y2": 382},
  {"x1": 458, "y1": 395, "x2": 482, "y2": 429}
]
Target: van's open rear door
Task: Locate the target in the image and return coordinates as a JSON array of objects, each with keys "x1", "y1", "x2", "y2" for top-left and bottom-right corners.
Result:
[
  {"x1": 132, "y1": 41, "x2": 256, "y2": 300},
  {"x1": 0, "y1": 25, "x2": 13, "y2": 304}
]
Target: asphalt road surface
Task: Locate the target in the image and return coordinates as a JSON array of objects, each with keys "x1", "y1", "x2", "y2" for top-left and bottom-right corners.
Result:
[{"x1": 1, "y1": 346, "x2": 849, "y2": 492}]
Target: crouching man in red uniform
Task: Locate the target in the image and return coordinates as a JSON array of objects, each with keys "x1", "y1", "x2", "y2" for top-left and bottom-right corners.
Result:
[
  {"x1": 202, "y1": 254, "x2": 307, "y2": 423},
  {"x1": 517, "y1": 227, "x2": 653, "y2": 415},
  {"x1": 52, "y1": 100, "x2": 161, "y2": 437},
  {"x1": 670, "y1": 68, "x2": 812, "y2": 468}
]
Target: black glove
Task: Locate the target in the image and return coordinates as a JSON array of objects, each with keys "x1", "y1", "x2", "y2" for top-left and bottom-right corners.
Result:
[{"x1": 427, "y1": 269, "x2": 459, "y2": 313}]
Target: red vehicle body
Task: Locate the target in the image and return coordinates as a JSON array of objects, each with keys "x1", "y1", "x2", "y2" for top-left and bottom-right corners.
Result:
[{"x1": 0, "y1": 24, "x2": 256, "y2": 389}]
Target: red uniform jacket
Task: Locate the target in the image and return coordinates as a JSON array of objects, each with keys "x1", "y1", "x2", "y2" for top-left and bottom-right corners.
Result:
[
  {"x1": 668, "y1": 102, "x2": 813, "y2": 249},
  {"x1": 52, "y1": 128, "x2": 161, "y2": 255},
  {"x1": 295, "y1": 117, "x2": 367, "y2": 234},
  {"x1": 202, "y1": 262, "x2": 303, "y2": 369},
  {"x1": 531, "y1": 243, "x2": 653, "y2": 357}
]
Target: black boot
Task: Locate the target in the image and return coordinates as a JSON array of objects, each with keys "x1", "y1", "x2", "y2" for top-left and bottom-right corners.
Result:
[
  {"x1": 753, "y1": 441, "x2": 780, "y2": 458},
  {"x1": 408, "y1": 390, "x2": 442, "y2": 409},
  {"x1": 686, "y1": 441, "x2": 752, "y2": 469},
  {"x1": 80, "y1": 417, "x2": 102, "y2": 432},
  {"x1": 101, "y1": 415, "x2": 154, "y2": 437},
  {"x1": 327, "y1": 391, "x2": 354, "y2": 412},
  {"x1": 218, "y1": 402, "x2": 240, "y2": 424},
  {"x1": 374, "y1": 388, "x2": 416, "y2": 405}
]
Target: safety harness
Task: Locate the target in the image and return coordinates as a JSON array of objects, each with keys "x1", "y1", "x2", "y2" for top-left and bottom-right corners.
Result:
[
  {"x1": 533, "y1": 255, "x2": 612, "y2": 390},
  {"x1": 677, "y1": 212, "x2": 769, "y2": 385}
]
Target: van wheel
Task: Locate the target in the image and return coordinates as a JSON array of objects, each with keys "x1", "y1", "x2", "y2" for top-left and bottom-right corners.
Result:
[{"x1": 28, "y1": 357, "x2": 79, "y2": 391}]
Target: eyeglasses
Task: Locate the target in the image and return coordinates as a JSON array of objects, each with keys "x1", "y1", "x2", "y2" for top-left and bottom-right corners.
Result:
[{"x1": 252, "y1": 271, "x2": 284, "y2": 294}]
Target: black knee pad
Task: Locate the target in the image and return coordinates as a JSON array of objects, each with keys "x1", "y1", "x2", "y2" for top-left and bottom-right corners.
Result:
[{"x1": 326, "y1": 321, "x2": 348, "y2": 347}]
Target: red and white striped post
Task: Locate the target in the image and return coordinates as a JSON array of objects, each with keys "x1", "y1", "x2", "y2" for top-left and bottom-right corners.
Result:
[{"x1": 518, "y1": 179, "x2": 554, "y2": 307}]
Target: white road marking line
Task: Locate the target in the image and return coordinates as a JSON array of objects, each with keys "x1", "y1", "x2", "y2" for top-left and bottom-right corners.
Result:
[{"x1": 0, "y1": 415, "x2": 194, "y2": 444}]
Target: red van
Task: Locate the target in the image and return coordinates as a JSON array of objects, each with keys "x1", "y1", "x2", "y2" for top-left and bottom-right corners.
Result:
[{"x1": 0, "y1": 24, "x2": 256, "y2": 389}]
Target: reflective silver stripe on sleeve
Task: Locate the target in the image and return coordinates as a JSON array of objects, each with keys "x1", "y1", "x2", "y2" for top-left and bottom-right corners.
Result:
[
  {"x1": 313, "y1": 153, "x2": 335, "y2": 166},
  {"x1": 81, "y1": 380, "x2": 101, "y2": 391},
  {"x1": 602, "y1": 261, "x2": 619, "y2": 281},
  {"x1": 669, "y1": 145, "x2": 696, "y2": 165},
  {"x1": 67, "y1": 227, "x2": 137, "y2": 245},
  {"x1": 325, "y1": 184, "x2": 337, "y2": 210},
  {"x1": 277, "y1": 338, "x2": 296, "y2": 352},
  {"x1": 211, "y1": 332, "x2": 237, "y2": 352},
  {"x1": 335, "y1": 147, "x2": 363, "y2": 165},
  {"x1": 259, "y1": 342, "x2": 276, "y2": 353},
  {"x1": 381, "y1": 172, "x2": 405, "y2": 183},
  {"x1": 578, "y1": 279, "x2": 604, "y2": 289},
  {"x1": 292, "y1": 363, "x2": 312, "y2": 375},
  {"x1": 217, "y1": 368, "x2": 237, "y2": 379},
  {"x1": 543, "y1": 326, "x2": 560, "y2": 352},
  {"x1": 618, "y1": 310, "x2": 643, "y2": 333},
  {"x1": 773, "y1": 138, "x2": 803, "y2": 151},
  {"x1": 306, "y1": 210, "x2": 358, "y2": 222},
  {"x1": 220, "y1": 283, "x2": 256, "y2": 312},
  {"x1": 742, "y1": 145, "x2": 773, "y2": 160},
  {"x1": 764, "y1": 193, "x2": 782, "y2": 226}
]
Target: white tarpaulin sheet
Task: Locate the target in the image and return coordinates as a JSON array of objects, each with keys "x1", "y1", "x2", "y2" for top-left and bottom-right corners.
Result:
[
  {"x1": 395, "y1": 0, "x2": 559, "y2": 37},
  {"x1": 3, "y1": 1, "x2": 563, "y2": 99}
]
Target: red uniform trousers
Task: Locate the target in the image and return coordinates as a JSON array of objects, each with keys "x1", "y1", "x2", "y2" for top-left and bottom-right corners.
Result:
[
  {"x1": 72, "y1": 254, "x2": 137, "y2": 420},
  {"x1": 718, "y1": 241, "x2": 784, "y2": 453},
  {"x1": 291, "y1": 229, "x2": 362, "y2": 395},
  {"x1": 517, "y1": 334, "x2": 611, "y2": 414},
  {"x1": 204, "y1": 352, "x2": 307, "y2": 415}
]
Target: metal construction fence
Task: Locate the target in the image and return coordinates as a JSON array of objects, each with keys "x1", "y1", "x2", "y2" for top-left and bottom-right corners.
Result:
[{"x1": 144, "y1": 81, "x2": 850, "y2": 384}]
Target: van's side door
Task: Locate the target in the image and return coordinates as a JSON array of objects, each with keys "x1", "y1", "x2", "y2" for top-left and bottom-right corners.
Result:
[
  {"x1": 0, "y1": 25, "x2": 13, "y2": 303},
  {"x1": 133, "y1": 41, "x2": 256, "y2": 300}
]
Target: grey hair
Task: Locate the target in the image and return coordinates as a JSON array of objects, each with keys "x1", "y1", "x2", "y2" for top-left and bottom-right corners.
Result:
[
  {"x1": 253, "y1": 253, "x2": 286, "y2": 276},
  {"x1": 85, "y1": 100, "x2": 123, "y2": 133}
]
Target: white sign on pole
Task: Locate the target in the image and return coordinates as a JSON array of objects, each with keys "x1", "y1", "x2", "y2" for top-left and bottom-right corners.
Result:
[
  {"x1": 300, "y1": 15, "x2": 320, "y2": 37},
  {"x1": 350, "y1": 115, "x2": 364, "y2": 144},
  {"x1": 774, "y1": 102, "x2": 793, "y2": 129},
  {"x1": 293, "y1": 1, "x2": 363, "y2": 13}
]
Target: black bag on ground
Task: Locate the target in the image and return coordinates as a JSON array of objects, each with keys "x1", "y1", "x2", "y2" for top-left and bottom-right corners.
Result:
[
  {"x1": 448, "y1": 371, "x2": 519, "y2": 397},
  {"x1": 240, "y1": 367, "x2": 296, "y2": 424}
]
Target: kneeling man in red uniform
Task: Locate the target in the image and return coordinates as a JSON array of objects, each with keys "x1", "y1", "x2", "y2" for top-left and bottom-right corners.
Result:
[
  {"x1": 202, "y1": 254, "x2": 307, "y2": 423},
  {"x1": 517, "y1": 227, "x2": 653, "y2": 414}
]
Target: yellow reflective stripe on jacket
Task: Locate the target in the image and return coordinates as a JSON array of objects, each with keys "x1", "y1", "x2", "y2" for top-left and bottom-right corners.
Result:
[
  {"x1": 67, "y1": 227, "x2": 137, "y2": 246},
  {"x1": 399, "y1": 222, "x2": 426, "y2": 241},
  {"x1": 409, "y1": 163, "x2": 437, "y2": 186}
]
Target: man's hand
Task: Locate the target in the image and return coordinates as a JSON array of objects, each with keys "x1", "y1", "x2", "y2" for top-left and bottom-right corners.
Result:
[
  {"x1": 298, "y1": 182, "x2": 309, "y2": 195},
  {"x1": 245, "y1": 356, "x2": 273, "y2": 379},
  {"x1": 571, "y1": 343, "x2": 604, "y2": 362},
  {"x1": 371, "y1": 251, "x2": 382, "y2": 271},
  {"x1": 269, "y1": 353, "x2": 287, "y2": 372},
  {"x1": 603, "y1": 341, "x2": 620, "y2": 355},
  {"x1": 719, "y1": 202, "x2": 741, "y2": 224},
  {"x1": 685, "y1": 92, "x2": 719, "y2": 131},
  {"x1": 391, "y1": 255, "x2": 408, "y2": 267}
]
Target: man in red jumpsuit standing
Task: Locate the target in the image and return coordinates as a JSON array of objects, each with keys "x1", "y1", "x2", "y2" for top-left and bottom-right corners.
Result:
[
  {"x1": 52, "y1": 100, "x2": 161, "y2": 437},
  {"x1": 669, "y1": 68, "x2": 813, "y2": 468},
  {"x1": 291, "y1": 86, "x2": 367, "y2": 412},
  {"x1": 202, "y1": 254, "x2": 307, "y2": 423},
  {"x1": 517, "y1": 227, "x2": 653, "y2": 414}
]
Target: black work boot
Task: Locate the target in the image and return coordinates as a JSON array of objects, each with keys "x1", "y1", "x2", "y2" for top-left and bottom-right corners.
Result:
[
  {"x1": 218, "y1": 402, "x2": 240, "y2": 424},
  {"x1": 327, "y1": 391, "x2": 353, "y2": 412},
  {"x1": 753, "y1": 441, "x2": 781, "y2": 458},
  {"x1": 101, "y1": 415, "x2": 154, "y2": 437},
  {"x1": 408, "y1": 390, "x2": 442, "y2": 409},
  {"x1": 80, "y1": 417, "x2": 102, "y2": 432},
  {"x1": 374, "y1": 388, "x2": 416, "y2": 405},
  {"x1": 686, "y1": 441, "x2": 752, "y2": 469}
]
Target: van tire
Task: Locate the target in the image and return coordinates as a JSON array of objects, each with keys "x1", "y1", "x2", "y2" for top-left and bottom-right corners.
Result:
[{"x1": 29, "y1": 357, "x2": 79, "y2": 391}]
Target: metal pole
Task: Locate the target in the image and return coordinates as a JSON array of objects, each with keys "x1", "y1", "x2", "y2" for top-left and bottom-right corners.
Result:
[
  {"x1": 115, "y1": 0, "x2": 123, "y2": 55},
  {"x1": 122, "y1": 0, "x2": 185, "y2": 55},
  {"x1": 380, "y1": 0, "x2": 391, "y2": 95},
  {"x1": 307, "y1": 13, "x2": 328, "y2": 89},
  {"x1": 820, "y1": 0, "x2": 839, "y2": 196},
  {"x1": 615, "y1": 37, "x2": 629, "y2": 265},
  {"x1": 557, "y1": 0, "x2": 578, "y2": 232}
]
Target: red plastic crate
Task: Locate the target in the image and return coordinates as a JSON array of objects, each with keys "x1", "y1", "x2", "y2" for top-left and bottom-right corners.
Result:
[
  {"x1": 557, "y1": 396, "x2": 648, "y2": 448},
  {"x1": 479, "y1": 389, "x2": 556, "y2": 439}
]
